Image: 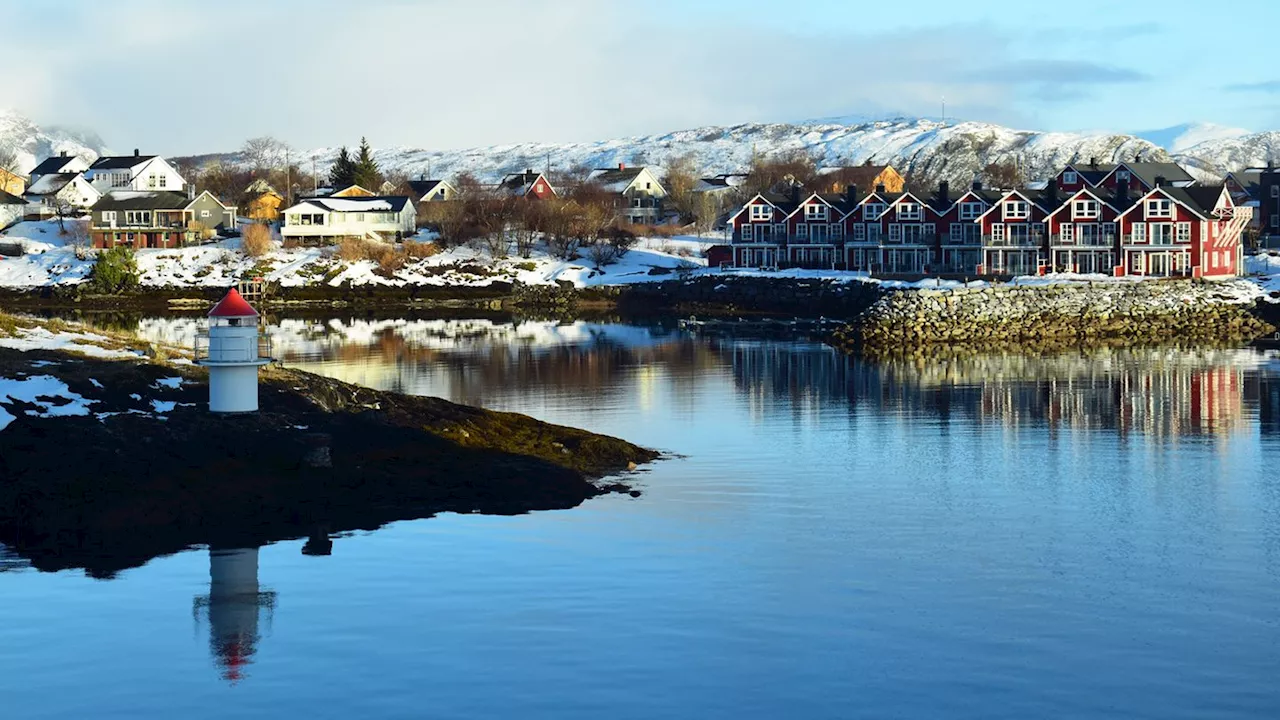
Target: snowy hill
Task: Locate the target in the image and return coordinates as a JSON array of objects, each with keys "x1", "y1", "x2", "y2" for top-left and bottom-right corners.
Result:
[
  {"x1": 1137, "y1": 123, "x2": 1251, "y2": 154},
  {"x1": 0, "y1": 109, "x2": 105, "y2": 175},
  {"x1": 1170, "y1": 131, "x2": 1280, "y2": 179},
  {"x1": 271, "y1": 119, "x2": 1170, "y2": 188}
]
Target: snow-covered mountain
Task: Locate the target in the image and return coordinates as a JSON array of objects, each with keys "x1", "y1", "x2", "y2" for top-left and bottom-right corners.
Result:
[
  {"x1": 279, "y1": 119, "x2": 1171, "y2": 188},
  {"x1": 1137, "y1": 123, "x2": 1251, "y2": 154},
  {"x1": 1169, "y1": 131, "x2": 1280, "y2": 179},
  {"x1": 0, "y1": 109, "x2": 105, "y2": 174}
]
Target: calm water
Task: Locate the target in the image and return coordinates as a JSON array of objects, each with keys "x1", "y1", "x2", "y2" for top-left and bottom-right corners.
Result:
[{"x1": 5, "y1": 317, "x2": 1280, "y2": 719}]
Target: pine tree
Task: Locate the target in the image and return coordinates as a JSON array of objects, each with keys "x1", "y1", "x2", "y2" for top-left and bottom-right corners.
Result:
[
  {"x1": 328, "y1": 146, "x2": 355, "y2": 189},
  {"x1": 352, "y1": 137, "x2": 383, "y2": 191}
]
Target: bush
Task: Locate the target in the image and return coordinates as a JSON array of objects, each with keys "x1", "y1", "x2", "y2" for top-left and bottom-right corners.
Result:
[
  {"x1": 336, "y1": 237, "x2": 375, "y2": 262},
  {"x1": 282, "y1": 237, "x2": 302, "y2": 250},
  {"x1": 403, "y1": 240, "x2": 440, "y2": 259},
  {"x1": 375, "y1": 247, "x2": 407, "y2": 276},
  {"x1": 88, "y1": 246, "x2": 141, "y2": 294},
  {"x1": 242, "y1": 224, "x2": 274, "y2": 257}
]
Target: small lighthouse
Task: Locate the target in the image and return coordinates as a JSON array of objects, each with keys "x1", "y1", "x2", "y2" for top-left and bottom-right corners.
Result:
[
  {"x1": 196, "y1": 288, "x2": 273, "y2": 413},
  {"x1": 193, "y1": 547, "x2": 277, "y2": 684}
]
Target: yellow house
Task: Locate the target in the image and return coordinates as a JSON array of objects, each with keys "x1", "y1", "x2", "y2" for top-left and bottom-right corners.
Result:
[
  {"x1": 818, "y1": 162, "x2": 905, "y2": 194},
  {"x1": 242, "y1": 178, "x2": 284, "y2": 222},
  {"x1": 0, "y1": 168, "x2": 26, "y2": 197},
  {"x1": 329, "y1": 185, "x2": 376, "y2": 198}
]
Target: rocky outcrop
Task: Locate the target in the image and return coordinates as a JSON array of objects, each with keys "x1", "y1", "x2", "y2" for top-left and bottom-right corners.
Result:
[
  {"x1": 832, "y1": 279, "x2": 1276, "y2": 355},
  {"x1": 614, "y1": 276, "x2": 884, "y2": 317}
]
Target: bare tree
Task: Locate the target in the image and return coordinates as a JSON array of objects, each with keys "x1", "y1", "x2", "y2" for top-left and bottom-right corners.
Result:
[
  {"x1": 742, "y1": 149, "x2": 820, "y2": 196},
  {"x1": 981, "y1": 161, "x2": 1025, "y2": 190},
  {"x1": 663, "y1": 154, "x2": 699, "y2": 221},
  {"x1": 0, "y1": 146, "x2": 20, "y2": 174},
  {"x1": 240, "y1": 136, "x2": 292, "y2": 171}
]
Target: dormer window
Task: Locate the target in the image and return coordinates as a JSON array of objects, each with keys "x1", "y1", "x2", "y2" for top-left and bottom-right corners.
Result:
[
  {"x1": 1146, "y1": 198, "x2": 1173, "y2": 218},
  {"x1": 805, "y1": 204, "x2": 828, "y2": 221},
  {"x1": 862, "y1": 202, "x2": 885, "y2": 219},
  {"x1": 1063, "y1": 171, "x2": 1078, "y2": 185},
  {"x1": 749, "y1": 204, "x2": 773, "y2": 221},
  {"x1": 1073, "y1": 199, "x2": 1099, "y2": 218},
  {"x1": 1004, "y1": 200, "x2": 1030, "y2": 220},
  {"x1": 959, "y1": 201, "x2": 984, "y2": 220},
  {"x1": 1117, "y1": 170, "x2": 1131, "y2": 183},
  {"x1": 897, "y1": 202, "x2": 921, "y2": 221}
]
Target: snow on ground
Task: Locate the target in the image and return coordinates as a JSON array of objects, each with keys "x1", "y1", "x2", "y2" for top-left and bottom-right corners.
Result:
[
  {"x1": 0, "y1": 325, "x2": 142, "y2": 358},
  {"x1": 0, "y1": 375, "x2": 95, "y2": 431}
]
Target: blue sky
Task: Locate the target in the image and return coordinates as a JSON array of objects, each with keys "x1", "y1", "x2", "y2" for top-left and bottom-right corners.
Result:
[{"x1": 2, "y1": 0, "x2": 1278, "y2": 153}]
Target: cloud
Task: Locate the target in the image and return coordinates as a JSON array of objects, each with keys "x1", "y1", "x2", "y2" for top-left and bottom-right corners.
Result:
[
  {"x1": 1225, "y1": 80, "x2": 1280, "y2": 93},
  {"x1": 0, "y1": 1, "x2": 1161, "y2": 155}
]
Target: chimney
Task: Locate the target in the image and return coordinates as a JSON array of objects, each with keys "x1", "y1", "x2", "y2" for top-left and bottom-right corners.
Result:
[
  {"x1": 790, "y1": 184, "x2": 801, "y2": 206},
  {"x1": 875, "y1": 183, "x2": 886, "y2": 194},
  {"x1": 188, "y1": 184, "x2": 195, "y2": 200},
  {"x1": 972, "y1": 180, "x2": 983, "y2": 191},
  {"x1": 619, "y1": 162, "x2": 626, "y2": 171},
  {"x1": 845, "y1": 183, "x2": 858, "y2": 204},
  {"x1": 60, "y1": 150, "x2": 68, "y2": 157},
  {"x1": 1089, "y1": 157, "x2": 1097, "y2": 169},
  {"x1": 525, "y1": 168, "x2": 533, "y2": 175},
  {"x1": 937, "y1": 180, "x2": 949, "y2": 200},
  {"x1": 1047, "y1": 178, "x2": 1058, "y2": 203},
  {"x1": 134, "y1": 148, "x2": 140, "y2": 157},
  {"x1": 1155, "y1": 176, "x2": 1167, "y2": 188}
]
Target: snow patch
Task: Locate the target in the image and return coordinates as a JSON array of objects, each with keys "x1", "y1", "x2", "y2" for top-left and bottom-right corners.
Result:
[{"x1": 0, "y1": 375, "x2": 95, "y2": 431}]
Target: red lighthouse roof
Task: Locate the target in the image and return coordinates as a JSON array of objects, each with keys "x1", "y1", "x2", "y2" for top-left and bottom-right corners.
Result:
[{"x1": 208, "y1": 288, "x2": 259, "y2": 318}]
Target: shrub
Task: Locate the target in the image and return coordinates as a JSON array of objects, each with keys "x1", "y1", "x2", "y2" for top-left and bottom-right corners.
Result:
[
  {"x1": 88, "y1": 246, "x2": 140, "y2": 294},
  {"x1": 403, "y1": 240, "x2": 440, "y2": 259},
  {"x1": 336, "y1": 237, "x2": 375, "y2": 262},
  {"x1": 375, "y1": 247, "x2": 408, "y2": 276},
  {"x1": 282, "y1": 237, "x2": 302, "y2": 250},
  {"x1": 242, "y1": 224, "x2": 274, "y2": 257}
]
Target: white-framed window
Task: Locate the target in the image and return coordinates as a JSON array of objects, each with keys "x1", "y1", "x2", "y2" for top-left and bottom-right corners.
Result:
[
  {"x1": 863, "y1": 203, "x2": 885, "y2": 219},
  {"x1": 1151, "y1": 223, "x2": 1175, "y2": 245},
  {"x1": 112, "y1": 172, "x2": 128, "y2": 188},
  {"x1": 1271, "y1": 185, "x2": 1279, "y2": 198},
  {"x1": 1060, "y1": 223, "x2": 1074, "y2": 243},
  {"x1": 992, "y1": 224, "x2": 1005, "y2": 243},
  {"x1": 102, "y1": 211, "x2": 116, "y2": 224},
  {"x1": 1004, "y1": 201, "x2": 1029, "y2": 220},
  {"x1": 1146, "y1": 198, "x2": 1173, "y2": 218},
  {"x1": 897, "y1": 202, "x2": 921, "y2": 221},
  {"x1": 831, "y1": 224, "x2": 844, "y2": 238},
  {"x1": 200, "y1": 209, "x2": 211, "y2": 218},
  {"x1": 805, "y1": 204, "x2": 828, "y2": 220},
  {"x1": 950, "y1": 223, "x2": 963, "y2": 242},
  {"x1": 749, "y1": 204, "x2": 772, "y2": 221},
  {"x1": 796, "y1": 223, "x2": 809, "y2": 238},
  {"x1": 1073, "y1": 200, "x2": 1099, "y2": 218},
  {"x1": 866, "y1": 225, "x2": 882, "y2": 243},
  {"x1": 852, "y1": 224, "x2": 866, "y2": 242},
  {"x1": 888, "y1": 224, "x2": 902, "y2": 243},
  {"x1": 159, "y1": 175, "x2": 167, "y2": 189},
  {"x1": 124, "y1": 210, "x2": 151, "y2": 225},
  {"x1": 959, "y1": 202, "x2": 984, "y2": 220},
  {"x1": 1063, "y1": 170, "x2": 1078, "y2": 185},
  {"x1": 1131, "y1": 222, "x2": 1146, "y2": 242},
  {"x1": 1117, "y1": 170, "x2": 1131, "y2": 182},
  {"x1": 1176, "y1": 222, "x2": 1191, "y2": 243},
  {"x1": 1102, "y1": 222, "x2": 1116, "y2": 241}
]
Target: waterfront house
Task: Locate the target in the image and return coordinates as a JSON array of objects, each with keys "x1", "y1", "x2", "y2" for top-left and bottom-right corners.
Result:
[
  {"x1": 1051, "y1": 159, "x2": 1118, "y2": 194},
  {"x1": 932, "y1": 181, "x2": 1001, "y2": 273},
  {"x1": 23, "y1": 172, "x2": 101, "y2": 218},
  {"x1": 1114, "y1": 183, "x2": 1247, "y2": 278},
  {"x1": 1095, "y1": 161, "x2": 1195, "y2": 196},
  {"x1": 783, "y1": 190, "x2": 851, "y2": 268},
  {"x1": 497, "y1": 170, "x2": 556, "y2": 200},
  {"x1": 727, "y1": 191, "x2": 797, "y2": 268},
  {"x1": 586, "y1": 164, "x2": 668, "y2": 225},
  {"x1": 841, "y1": 184, "x2": 898, "y2": 271},
  {"x1": 1041, "y1": 187, "x2": 1128, "y2": 274},
  {"x1": 242, "y1": 178, "x2": 284, "y2": 222},
  {"x1": 0, "y1": 167, "x2": 26, "y2": 197},
  {"x1": 85, "y1": 151, "x2": 186, "y2": 194},
  {"x1": 28, "y1": 152, "x2": 90, "y2": 185},
  {"x1": 279, "y1": 194, "x2": 415, "y2": 244},
  {"x1": 89, "y1": 190, "x2": 236, "y2": 249},
  {"x1": 975, "y1": 187, "x2": 1055, "y2": 275}
]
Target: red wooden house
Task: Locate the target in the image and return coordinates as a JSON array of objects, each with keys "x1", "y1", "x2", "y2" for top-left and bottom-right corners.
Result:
[
  {"x1": 1052, "y1": 160, "x2": 1117, "y2": 194},
  {"x1": 1115, "y1": 184, "x2": 1249, "y2": 278},
  {"x1": 975, "y1": 189, "x2": 1052, "y2": 275},
  {"x1": 931, "y1": 181, "x2": 999, "y2": 273},
  {"x1": 783, "y1": 191, "x2": 852, "y2": 268},
  {"x1": 727, "y1": 192, "x2": 796, "y2": 268},
  {"x1": 498, "y1": 170, "x2": 556, "y2": 200},
  {"x1": 1042, "y1": 187, "x2": 1128, "y2": 275},
  {"x1": 840, "y1": 186, "x2": 898, "y2": 271},
  {"x1": 1095, "y1": 161, "x2": 1195, "y2": 197}
]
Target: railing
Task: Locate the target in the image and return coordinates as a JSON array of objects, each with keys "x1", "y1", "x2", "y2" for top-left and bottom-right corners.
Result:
[{"x1": 194, "y1": 332, "x2": 273, "y2": 364}]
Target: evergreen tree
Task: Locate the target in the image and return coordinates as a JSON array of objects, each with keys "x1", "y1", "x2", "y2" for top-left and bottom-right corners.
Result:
[
  {"x1": 352, "y1": 137, "x2": 383, "y2": 191},
  {"x1": 328, "y1": 146, "x2": 355, "y2": 188}
]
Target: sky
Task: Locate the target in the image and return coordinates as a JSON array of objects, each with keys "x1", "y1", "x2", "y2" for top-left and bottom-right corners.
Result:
[{"x1": 3, "y1": 0, "x2": 1280, "y2": 155}]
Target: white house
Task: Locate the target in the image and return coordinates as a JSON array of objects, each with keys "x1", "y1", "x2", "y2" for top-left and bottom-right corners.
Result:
[
  {"x1": 85, "y1": 151, "x2": 186, "y2": 194},
  {"x1": 409, "y1": 179, "x2": 456, "y2": 203},
  {"x1": 280, "y1": 195, "x2": 416, "y2": 243},
  {"x1": 28, "y1": 152, "x2": 91, "y2": 185},
  {"x1": 0, "y1": 189, "x2": 24, "y2": 228},
  {"x1": 23, "y1": 172, "x2": 102, "y2": 217},
  {"x1": 586, "y1": 164, "x2": 668, "y2": 224}
]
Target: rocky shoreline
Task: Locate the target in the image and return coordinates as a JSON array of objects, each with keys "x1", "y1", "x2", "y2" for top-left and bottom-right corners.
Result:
[{"x1": 0, "y1": 339, "x2": 656, "y2": 576}]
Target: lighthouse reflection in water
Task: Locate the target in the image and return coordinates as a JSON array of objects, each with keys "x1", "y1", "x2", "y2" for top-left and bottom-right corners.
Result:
[{"x1": 192, "y1": 548, "x2": 277, "y2": 683}]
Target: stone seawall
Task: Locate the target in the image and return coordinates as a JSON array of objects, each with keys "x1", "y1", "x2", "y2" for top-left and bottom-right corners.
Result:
[
  {"x1": 832, "y1": 279, "x2": 1276, "y2": 354},
  {"x1": 608, "y1": 277, "x2": 884, "y2": 317}
]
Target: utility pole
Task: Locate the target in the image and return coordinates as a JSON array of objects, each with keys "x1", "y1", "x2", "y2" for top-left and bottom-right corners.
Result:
[
  {"x1": 285, "y1": 148, "x2": 291, "y2": 207},
  {"x1": 312, "y1": 156, "x2": 317, "y2": 196}
]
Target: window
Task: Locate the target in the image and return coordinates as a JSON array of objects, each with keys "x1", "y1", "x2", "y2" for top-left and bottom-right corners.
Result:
[
  {"x1": 102, "y1": 211, "x2": 116, "y2": 225},
  {"x1": 959, "y1": 202, "x2": 983, "y2": 220},
  {"x1": 796, "y1": 223, "x2": 809, "y2": 238},
  {"x1": 866, "y1": 225, "x2": 882, "y2": 243},
  {"x1": 1117, "y1": 170, "x2": 1131, "y2": 182},
  {"x1": 632, "y1": 198, "x2": 642, "y2": 208},
  {"x1": 1004, "y1": 201, "x2": 1029, "y2": 219},
  {"x1": 1132, "y1": 222, "x2": 1146, "y2": 242},
  {"x1": 159, "y1": 175, "x2": 167, "y2": 188},
  {"x1": 992, "y1": 224, "x2": 1005, "y2": 243},
  {"x1": 805, "y1": 204, "x2": 828, "y2": 220},
  {"x1": 1063, "y1": 171, "x2": 1078, "y2": 185},
  {"x1": 1146, "y1": 199, "x2": 1173, "y2": 218},
  {"x1": 1272, "y1": 185, "x2": 1279, "y2": 198},
  {"x1": 124, "y1": 210, "x2": 151, "y2": 225},
  {"x1": 1151, "y1": 224, "x2": 1175, "y2": 245},
  {"x1": 1073, "y1": 200, "x2": 1099, "y2": 218},
  {"x1": 1102, "y1": 223, "x2": 1117, "y2": 242},
  {"x1": 852, "y1": 224, "x2": 866, "y2": 242},
  {"x1": 749, "y1": 204, "x2": 772, "y2": 221},
  {"x1": 950, "y1": 224, "x2": 963, "y2": 242},
  {"x1": 888, "y1": 224, "x2": 902, "y2": 243},
  {"x1": 1176, "y1": 222, "x2": 1191, "y2": 243},
  {"x1": 1060, "y1": 224, "x2": 1074, "y2": 243},
  {"x1": 863, "y1": 203, "x2": 885, "y2": 219},
  {"x1": 112, "y1": 172, "x2": 128, "y2": 188},
  {"x1": 147, "y1": 174, "x2": 157, "y2": 189},
  {"x1": 832, "y1": 224, "x2": 844, "y2": 238},
  {"x1": 897, "y1": 202, "x2": 921, "y2": 220},
  {"x1": 200, "y1": 210, "x2": 211, "y2": 218}
]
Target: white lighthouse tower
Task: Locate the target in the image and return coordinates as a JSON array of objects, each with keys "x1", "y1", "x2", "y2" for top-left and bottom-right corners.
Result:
[
  {"x1": 193, "y1": 547, "x2": 277, "y2": 684},
  {"x1": 196, "y1": 288, "x2": 273, "y2": 413}
]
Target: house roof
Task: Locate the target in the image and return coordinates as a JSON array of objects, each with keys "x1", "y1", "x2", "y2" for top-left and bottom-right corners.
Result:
[
  {"x1": 818, "y1": 164, "x2": 893, "y2": 189},
  {"x1": 89, "y1": 155, "x2": 156, "y2": 170},
  {"x1": 0, "y1": 189, "x2": 25, "y2": 205},
  {"x1": 408, "y1": 179, "x2": 448, "y2": 196},
  {"x1": 499, "y1": 171, "x2": 547, "y2": 191},
  {"x1": 244, "y1": 178, "x2": 279, "y2": 196},
  {"x1": 25, "y1": 173, "x2": 79, "y2": 196},
  {"x1": 1117, "y1": 161, "x2": 1195, "y2": 188},
  {"x1": 587, "y1": 167, "x2": 645, "y2": 191},
  {"x1": 29, "y1": 156, "x2": 81, "y2": 176},
  {"x1": 92, "y1": 190, "x2": 191, "y2": 211},
  {"x1": 1167, "y1": 185, "x2": 1227, "y2": 216},
  {"x1": 1228, "y1": 170, "x2": 1262, "y2": 198}
]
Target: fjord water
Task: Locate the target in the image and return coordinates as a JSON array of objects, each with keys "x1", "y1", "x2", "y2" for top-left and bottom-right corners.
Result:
[{"x1": 5, "y1": 318, "x2": 1280, "y2": 719}]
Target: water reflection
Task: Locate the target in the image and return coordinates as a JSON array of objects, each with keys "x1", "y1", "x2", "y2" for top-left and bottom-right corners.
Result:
[{"x1": 193, "y1": 548, "x2": 276, "y2": 684}]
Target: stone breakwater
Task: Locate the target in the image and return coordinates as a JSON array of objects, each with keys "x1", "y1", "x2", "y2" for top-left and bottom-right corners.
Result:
[
  {"x1": 610, "y1": 276, "x2": 884, "y2": 317},
  {"x1": 832, "y1": 279, "x2": 1276, "y2": 354}
]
